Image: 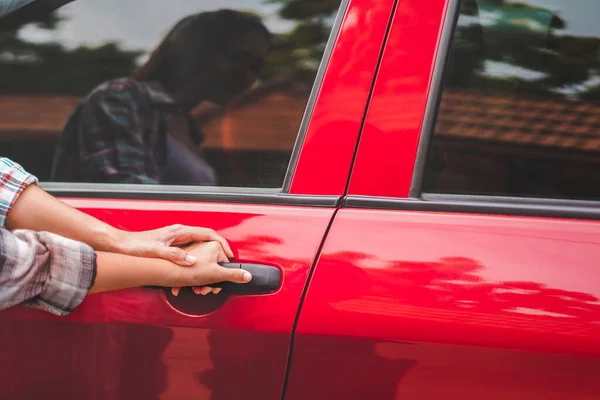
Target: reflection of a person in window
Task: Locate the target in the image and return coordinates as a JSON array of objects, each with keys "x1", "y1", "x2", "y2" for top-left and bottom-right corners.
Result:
[{"x1": 50, "y1": 9, "x2": 270, "y2": 185}]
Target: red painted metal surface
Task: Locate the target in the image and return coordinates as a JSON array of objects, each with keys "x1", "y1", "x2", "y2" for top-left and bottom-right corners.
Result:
[
  {"x1": 285, "y1": 208, "x2": 600, "y2": 399},
  {"x1": 0, "y1": 200, "x2": 334, "y2": 399},
  {"x1": 347, "y1": 0, "x2": 448, "y2": 198},
  {"x1": 289, "y1": 0, "x2": 395, "y2": 196},
  {"x1": 0, "y1": 1, "x2": 396, "y2": 398}
]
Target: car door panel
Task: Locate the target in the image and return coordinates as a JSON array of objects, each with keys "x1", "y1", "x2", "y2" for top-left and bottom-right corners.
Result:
[
  {"x1": 285, "y1": 208, "x2": 600, "y2": 400},
  {"x1": 0, "y1": 200, "x2": 335, "y2": 399}
]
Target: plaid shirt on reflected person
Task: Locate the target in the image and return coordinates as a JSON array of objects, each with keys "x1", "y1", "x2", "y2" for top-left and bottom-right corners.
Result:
[
  {"x1": 50, "y1": 78, "x2": 204, "y2": 184},
  {"x1": 0, "y1": 158, "x2": 96, "y2": 316}
]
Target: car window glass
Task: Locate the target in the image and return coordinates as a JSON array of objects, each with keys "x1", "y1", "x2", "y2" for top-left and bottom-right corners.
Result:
[
  {"x1": 0, "y1": 0, "x2": 343, "y2": 188},
  {"x1": 423, "y1": 0, "x2": 600, "y2": 201}
]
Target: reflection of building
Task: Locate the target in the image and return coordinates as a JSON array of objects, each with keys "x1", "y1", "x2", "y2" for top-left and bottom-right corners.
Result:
[
  {"x1": 0, "y1": 95, "x2": 79, "y2": 180},
  {"x1": 431, "y1": 91, "x2": 600, "y2": 197},
  {"x1": 2, "y1": 88, "x2": 598, "y2": 188},
  {"x1": 436, "y1": 91, "x2": 600, "y2": 153},
  {"x1": 195, "y1": 80, "x2": 307, "y2": 152},
  {"x1": 0, "y1": 81, "x2": 309, "y2": 186},
  {"x1": 0, "y1": 95, "x2": 79, "y2": 142}
]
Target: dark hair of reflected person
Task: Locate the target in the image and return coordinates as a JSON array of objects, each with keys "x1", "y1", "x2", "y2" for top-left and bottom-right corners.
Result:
[{"x1": 133, "y1": 9, "x2": 271, "y2": 90}]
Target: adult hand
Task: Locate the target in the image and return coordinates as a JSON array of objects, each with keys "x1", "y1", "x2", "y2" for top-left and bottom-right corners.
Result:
[
  {"x1": 114, "y1": 224, "x2": 235, "y2": 296},
  {"x1": 115, "y1": 224, "x2": 234, "y2": 266},
  {"x1": 171, "y1": 241, "x2": 252, "y2": 296}
]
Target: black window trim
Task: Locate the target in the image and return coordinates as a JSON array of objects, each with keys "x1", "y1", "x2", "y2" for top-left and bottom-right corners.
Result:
[
  {"x1": 400, "y1": 0, "x2": 600, "y2": 219},
  {"x1": 344, "y1": 194, "x2": 600, "y2": 221},
  {"x1": 42, "y1": 182, "x2": 340, "y2": 207},
  {"x1": 36, "y1": 0, "x2": 351, "y2": 208}
]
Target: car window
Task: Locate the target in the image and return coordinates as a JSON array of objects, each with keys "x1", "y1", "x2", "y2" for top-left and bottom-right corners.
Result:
[
  {"x1": 0, "y1": 0, "x2": 343, "y2": 188},
  {"x1": 423, "y1": 0, "x2": 600, "y2": 201}
]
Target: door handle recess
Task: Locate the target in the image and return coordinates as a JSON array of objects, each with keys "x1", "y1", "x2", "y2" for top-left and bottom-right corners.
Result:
[{"x1": 213, "y1": 262, "x2": 281, "y2": 295}]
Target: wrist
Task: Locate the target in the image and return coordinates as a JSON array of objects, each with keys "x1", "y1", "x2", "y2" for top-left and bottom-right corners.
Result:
[
  {"x1": 94, "y1": 225, "x2": 126, "y2": 253},
  {"x1": 150, "y1": 258, "x2": 185, "y2": 287}
]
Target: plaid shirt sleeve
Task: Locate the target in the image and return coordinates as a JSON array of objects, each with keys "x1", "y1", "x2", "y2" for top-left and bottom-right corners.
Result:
[
  {"x1": 0, "y1": 157, "x2": 97, "y2": 315},
  {"x1": 78, "y1": 81, "x2": 161, "y2": 184},
  {"x1": 0, "y1": 157, "x2": 37, "y2": 228},
  {"x1": 0, "y1": 228, "x2": 96, "y2": 316}
]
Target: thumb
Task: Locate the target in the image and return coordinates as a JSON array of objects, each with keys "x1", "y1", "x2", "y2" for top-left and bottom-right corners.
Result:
[
  {"x1": 155, "y1": 245, "x2": 196, "y2": 266},
  {"x1": 217, "y1": 266, "x2": 252, "y2": 284}
]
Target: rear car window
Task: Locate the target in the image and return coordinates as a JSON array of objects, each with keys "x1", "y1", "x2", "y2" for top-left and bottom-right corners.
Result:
[{"x1": 423, "y1": 0, "x2": 600, "y2": 201}]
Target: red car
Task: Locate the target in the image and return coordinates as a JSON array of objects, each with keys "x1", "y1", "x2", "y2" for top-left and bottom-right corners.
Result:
[{"x1": 1, "y1": 0, "x2": 599, "y2": 398}]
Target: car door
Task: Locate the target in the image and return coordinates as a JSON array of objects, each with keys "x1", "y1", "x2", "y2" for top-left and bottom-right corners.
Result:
[
  {"x1": 285, "y1": 0, "x2": 600, "y2": 399},
  {"x1": 0, "y1": 0, "x2": 393, "y2": 398}
]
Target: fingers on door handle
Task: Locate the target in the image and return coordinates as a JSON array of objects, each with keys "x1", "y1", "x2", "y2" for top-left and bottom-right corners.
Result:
[{"x1": 213, "y1": 263, "x2": 281, "y2": 295}]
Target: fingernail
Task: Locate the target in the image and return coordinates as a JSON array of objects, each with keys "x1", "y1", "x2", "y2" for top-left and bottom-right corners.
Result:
[
  {"x1": 243, "y1": 271, "x2": 251, "y2": 282},
  {"x1": 185, "y1": 254, "x2": 196, "y2": 264},
  {"x1": 193, "y1": 288, "x2": 201, "y2": 294}
]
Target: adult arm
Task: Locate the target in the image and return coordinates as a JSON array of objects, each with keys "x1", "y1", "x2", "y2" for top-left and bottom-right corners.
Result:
[
  {"x1": 0, "y1": 229, "x2": 250, "y2": 316},
  {"x1": 5, "y1": 184, "x2": 234, "y2": 263},
  {"x1": 3, "y1": 157, "x2": 233, "y2": 265}
]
